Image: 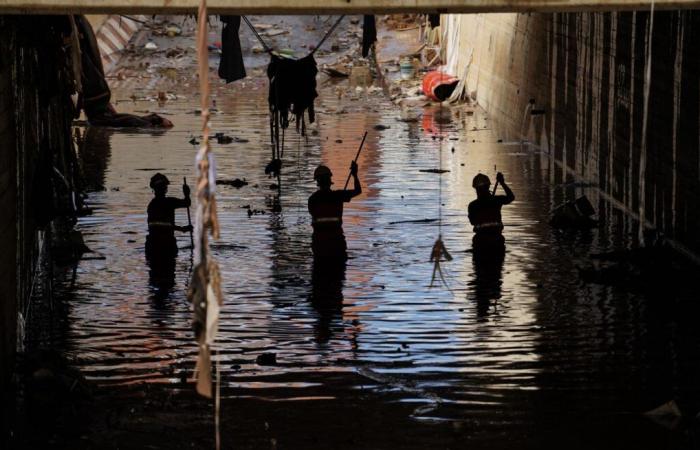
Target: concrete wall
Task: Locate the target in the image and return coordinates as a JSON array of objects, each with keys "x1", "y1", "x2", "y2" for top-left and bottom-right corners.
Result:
[
  {"x1": 446, "y1": 10, "x2": 700, "y2": 256},
  {"x1": 0, "y1": 15, "x2": 80, "y2": 387}
]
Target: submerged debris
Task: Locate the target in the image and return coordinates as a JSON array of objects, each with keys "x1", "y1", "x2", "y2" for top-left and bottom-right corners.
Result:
[
  {"x1": 550, "y1": 196, "x2": 597, "y2": 229},
  {"x1": 322, "y1": 67, "x2": 349, "y2": 78},
  {"x1": 265, "y1": 158, "x2": 282, "y2": 178},
  {"x1": 388, "y1": 218, "x2": 438, "y2": 225},
  {"x1": 216, "y1": 178, "x2": 248, "y2": 188},
  {"x1": 215, "y1": 132, "x2": 233, "y2": 144},
  {"x1": 419, "y1": 169, "x2": 450, "y2": 174},
  {"x1": 256, "y1": 353, "x2": 277, "y2": 366},
  {"x1": 645, "y1": 400, "x2": 683, "y2": 429}
]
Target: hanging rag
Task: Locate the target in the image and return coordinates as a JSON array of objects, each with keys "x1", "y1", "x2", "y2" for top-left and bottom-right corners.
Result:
[
  {"x1": 218, "y1": 15, "x2": 246, "y2": 83},
  {"x1": 267, "y1": 53, "x2": 318, "y2": 136},
  {"x1": 362, "y1": 15, "x2": 377, "y2": 58},
  {"x1": 428, "y1": 14, "x2": 440, "y2": 28},
  {"x1": 188, "y1": 0, "x2": 224, "y2": 400}
]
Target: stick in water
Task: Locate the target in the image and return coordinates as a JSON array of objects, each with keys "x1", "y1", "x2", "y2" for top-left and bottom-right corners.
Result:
[
  {"x1": 343, "y1": 131, "x2": 369, "y2": 190},
  {"x1": 184, "y1": 177, "x2": 194, "y2": 248}
]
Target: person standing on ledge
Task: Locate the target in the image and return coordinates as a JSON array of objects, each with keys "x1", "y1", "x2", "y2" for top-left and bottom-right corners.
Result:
[
  {"x1": 145, "y1": 173, "x2": 192, "y2": 260},
  {"x1": 308, "y1": 161, "x2": 362, "y2": 260},
  {"x1": 468, "y1": 172, "x2": 515, "y2": 251}
]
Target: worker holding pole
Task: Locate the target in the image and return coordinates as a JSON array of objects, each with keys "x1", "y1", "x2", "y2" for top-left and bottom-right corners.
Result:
[
  {"x1": 308, "y1": 132, "x2": 366, "y2": 261},
  {"x1": 468, "y1": 171, "x2": 515, "y2": 252},
  {"x1": 145, "y1": 173, "x2": 193, "y2": 260}
]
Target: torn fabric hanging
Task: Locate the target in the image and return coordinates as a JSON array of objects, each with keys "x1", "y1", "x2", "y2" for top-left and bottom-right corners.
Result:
[
  {"x1": 218, "y1": 15, "x2": 246, "y2": 83},
  {"x1": 238, "y1": 15, "x2": 343, "y2": 180},
  {"x1": 362, "y1": 15, "x2": 377, "y2": 58},
  {"x1": 267, "y1": 53, "x2": 318, "y2": 171},
  {"x1": 267, "y1": 53, "x2": 318, "y2": 136},
  {"x1": 188, "y1": 0, "x2": 223, "y2": 401}
]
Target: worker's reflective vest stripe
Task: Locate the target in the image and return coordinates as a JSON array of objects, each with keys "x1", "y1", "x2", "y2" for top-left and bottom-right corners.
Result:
[
  {"x1": 474, "y1": 221, "x2": 502, "y2": 231},
  {"x1": 148, "y1": 221, "x2": 174, "y2": 228},
  {"x1": 312, "y1": 217, "x2": 341, "y2": 224}
]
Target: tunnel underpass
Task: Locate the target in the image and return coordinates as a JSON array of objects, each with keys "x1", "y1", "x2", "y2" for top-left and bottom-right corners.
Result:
[{"x1": 2, "y1": 3, "x2": 700, "y2": 449}]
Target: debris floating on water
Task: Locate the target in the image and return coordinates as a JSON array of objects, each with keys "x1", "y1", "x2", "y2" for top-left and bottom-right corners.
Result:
[
  {"x1": 419, "y1": 169, "x2": 450, "y2": 174},
  {"x1": 388, "y1": 218, "x2": 438, "y2": 225},
  {"x1": 216, "y1": 178, "x2": 248, "y2": 188}
]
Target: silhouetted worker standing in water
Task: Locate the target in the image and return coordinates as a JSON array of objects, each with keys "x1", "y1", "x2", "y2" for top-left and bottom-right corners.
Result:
[
  {"x1": 468, "y1": 172, "x2": 514, "y2": 316},
  {"x1": 308, "y1": 162, "x2": 360, "y2": 341},
  {"x1": 145, "y1": 173, "x2": 192, "y2": 260},
  {"x1": 308, "y1": 162, "x2": 362, "y2": 260},
  {"x1": 468, "y1": 172, "x2": 515, "y2": 251}
]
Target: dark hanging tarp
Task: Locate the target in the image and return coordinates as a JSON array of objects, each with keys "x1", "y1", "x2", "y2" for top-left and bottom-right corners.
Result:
[
  {"x1": 267, "y1": 53, "x2": 318, "y2": 135},
  {"x1": 218, "y1": 15, "x2": 246, "y2": 83},
  {"x1": 429, "y1": 14, "x2": 440, "y2": 28}
]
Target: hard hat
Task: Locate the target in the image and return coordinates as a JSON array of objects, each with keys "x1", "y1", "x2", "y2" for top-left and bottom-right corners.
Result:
[
  {"x1": 472, "y1": 173, "x2": 491, "y2": 188},
  {"x1": 314, "y1": 165, "x2": 333, "y2": 180},
  {"x1": 150, "y1": 173, "x2": 170, "y2": 189}
]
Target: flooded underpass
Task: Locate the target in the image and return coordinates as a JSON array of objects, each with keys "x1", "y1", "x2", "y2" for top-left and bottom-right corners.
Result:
[{"x1": 21, "y1": 14, "x2": 700, "y2": 450}]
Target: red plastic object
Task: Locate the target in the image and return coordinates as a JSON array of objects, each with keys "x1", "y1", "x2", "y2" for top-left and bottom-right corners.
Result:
[{"x1": 422, "y1": 71, "x2": 459, "y2": 102}]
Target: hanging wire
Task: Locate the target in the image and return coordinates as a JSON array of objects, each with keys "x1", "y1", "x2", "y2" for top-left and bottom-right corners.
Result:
[
  {"x1": 241, "y1": 14, "x2": 345, "y2": 58},
  {"x1": 429, "y1": 69, "x2": 453, "y2": 290},
  {"x1": 438, "y1": 74, "x2": 443, "y2": 236},
  {"x1": 310, "y1": 15, "x2": 346, "y2": 55},
  {"x1": 215, "y1": 350, "x2": 221, "y2": 450},
  {"x1": 241, "y1": 15, "x2": 273, "y2": 54}
]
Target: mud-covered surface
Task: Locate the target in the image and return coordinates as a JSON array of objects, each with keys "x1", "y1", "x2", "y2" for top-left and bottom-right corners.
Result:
[{"x1": 13, "y1": 15, "x2": 700, "y2": 450}]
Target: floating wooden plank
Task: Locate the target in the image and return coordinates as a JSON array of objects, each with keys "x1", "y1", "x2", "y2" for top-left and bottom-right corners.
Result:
[{"x1": 1, "y1": 0, "x2": 699, "y2": 15}]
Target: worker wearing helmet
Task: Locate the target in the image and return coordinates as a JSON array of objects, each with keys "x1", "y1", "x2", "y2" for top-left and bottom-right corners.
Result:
[
  {"x1": 146, "y1": 173, "x2": 192, "y2": 259},
  {"x1": 308, "y1": 161, "x2": 362, "y2": 259},
  {"x1": 468, "y1": 172, "x2": 515, "y2": 250}
]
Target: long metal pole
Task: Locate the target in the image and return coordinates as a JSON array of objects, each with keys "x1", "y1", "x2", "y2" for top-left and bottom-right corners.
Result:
[{"x1": 343, "y1": 131, "x2": 368, "y2": 190}]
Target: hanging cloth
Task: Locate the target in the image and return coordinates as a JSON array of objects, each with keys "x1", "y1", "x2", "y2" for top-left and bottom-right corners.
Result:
[
  {"x1": 428, "y1": 14, "x2": 440, "y2": 28},
  {"x1": 267, "y1": 53, "x2": 318, "y2": 136},
  {"x1": 362, "y1": 15, "x2": 377, "y2": 58},
  {"x1": 218, "y1": 15, "x2": 246, "y2": 83},
  {"x1": 241, "y1": 15, "x2": 342, "y2": 177}
]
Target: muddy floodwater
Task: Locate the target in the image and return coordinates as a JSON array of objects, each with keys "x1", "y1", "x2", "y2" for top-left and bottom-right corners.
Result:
[{"x1": 42, "y1": 16, "x2": 700, "y2": 450}]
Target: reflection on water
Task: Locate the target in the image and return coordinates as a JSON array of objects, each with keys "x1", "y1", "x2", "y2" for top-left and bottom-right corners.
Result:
[
  {"x1": 470, "y1": 246, "x2": 505, "y2": 319},
  {"x1": 59, "y1": 45, "x2": 700, "y2": 448}
]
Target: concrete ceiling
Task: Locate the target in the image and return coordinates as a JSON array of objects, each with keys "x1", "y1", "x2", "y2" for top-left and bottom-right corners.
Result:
[{"x1": 0, "y1": 0, "x2": 696, "y2": 15}]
